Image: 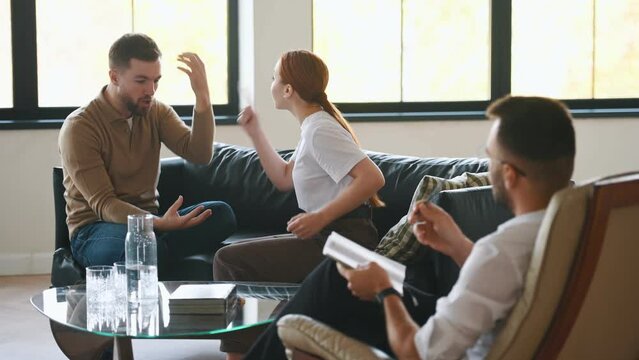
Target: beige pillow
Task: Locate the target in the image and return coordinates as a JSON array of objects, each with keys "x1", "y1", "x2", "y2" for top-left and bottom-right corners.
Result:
[{"x1": 375, "y1": 172, "x2": 490, "y2": 263}]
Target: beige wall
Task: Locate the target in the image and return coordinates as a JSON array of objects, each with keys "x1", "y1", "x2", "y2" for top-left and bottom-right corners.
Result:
[{"x1": 1, "y1": 0, "x2": 638, "y2": 275}]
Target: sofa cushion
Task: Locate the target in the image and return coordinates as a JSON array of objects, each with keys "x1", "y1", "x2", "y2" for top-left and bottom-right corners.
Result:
[
  {"x1": 375, "y1": 172, "x2": 490, "y2": 263},
  {"x1": 405, "y1": 186, "x2": 514, "y2": 298},
  {"x1": 367, "y1": 151, "x2": 489, "y2": 238},
  {"x1": 277, "y1": 314, "x2": 393, "y2": 360}
]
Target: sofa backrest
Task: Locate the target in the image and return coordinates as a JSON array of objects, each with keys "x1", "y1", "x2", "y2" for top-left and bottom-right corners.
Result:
[
  {"x1": 367, "y1": 150, "x2": 489, "y2": 239},
  {"x1": 54, "y1": 143, "x2": 489, "y2": 250},
  {"x1": 404, "y1": 186, "x2": 514, "y2": 298},
  {"x1": 53, "y1": 167, "x2": 69, "y2": 250},
  {"x1": 178, "y1": 143, "x2": 489, "y2": 238}
]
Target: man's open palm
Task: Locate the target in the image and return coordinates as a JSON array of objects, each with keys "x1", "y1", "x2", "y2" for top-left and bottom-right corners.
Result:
[{"x1": 154, "y1": 195, "x2": 212, "y2": 232}]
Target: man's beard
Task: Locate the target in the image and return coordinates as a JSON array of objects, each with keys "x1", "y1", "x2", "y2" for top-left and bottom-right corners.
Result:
[
  {"x1": 124, "y1": 95, "x2": 152, "y2": 116},
  {"x1": 492, "y1": 178, "x2": 513, "y2": 210}
]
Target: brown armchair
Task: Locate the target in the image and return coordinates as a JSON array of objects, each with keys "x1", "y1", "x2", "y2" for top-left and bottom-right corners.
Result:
[{"x1": 277, "y1": 172, "x2": 639, "y2": 360}]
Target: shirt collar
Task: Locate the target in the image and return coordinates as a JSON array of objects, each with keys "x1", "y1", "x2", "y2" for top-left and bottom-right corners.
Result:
[
  {"x1": 95, "y1": 85, "x2": 132, "y2": 123},
  {"x1": 501, "y1": 208, "x2": 546, "y2": 229}
]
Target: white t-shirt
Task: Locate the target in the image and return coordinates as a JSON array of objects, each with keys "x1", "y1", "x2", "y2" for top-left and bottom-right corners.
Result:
[
  {"x1": 414, "y1": 210, "x2": 546, "y2": 360},
  {"x1": 291, "y1": 111, "x2": 367, "y2": 212}
]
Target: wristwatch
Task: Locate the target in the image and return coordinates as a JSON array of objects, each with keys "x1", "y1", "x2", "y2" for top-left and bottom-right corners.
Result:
[{"x1": 375, "y1": 287, "x2": 401, "y2": 304}]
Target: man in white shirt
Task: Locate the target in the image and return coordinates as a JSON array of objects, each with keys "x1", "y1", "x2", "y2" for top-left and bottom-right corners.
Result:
[
  {"x1": 242, "y1": 95, "x2": 576, "y2": 360},
  {"x1": 338, "y1": 95, "x2": 576, "y2": 359}
]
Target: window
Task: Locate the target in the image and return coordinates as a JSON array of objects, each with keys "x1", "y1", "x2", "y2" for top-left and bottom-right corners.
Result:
[
  {"x1": 313, "y1": 1, "x2": 401, "y2": 103},
  {"x1": 313, "y1": 0, "x2": 490, "y2": 104},
  {"x1": 0, "y1": 0, "x2": 11, "y2": 108},
  {"x1": 1, "y1": 0, "x2": 237, "y2": 127},
  {"x1": 512, "y1": 0, "x2": 639, "y2": 99},
  {"x1": 313, "y1": 0, "x2": 639, "y2": 117}
]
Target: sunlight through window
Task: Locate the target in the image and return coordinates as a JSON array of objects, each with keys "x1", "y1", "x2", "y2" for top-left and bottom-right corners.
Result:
[
  {"x1": 36, "y1": 0, "x2": 228, "y2": 107},
  {"x1": 0, "y1": 0, "x2": 12, "y2": 108},
  {"x1": 313, "y1": 0, "x2": 490, "y2": 103},
  {"x1": 512, "y1": 0, "x2": 639, "y2": 99}
]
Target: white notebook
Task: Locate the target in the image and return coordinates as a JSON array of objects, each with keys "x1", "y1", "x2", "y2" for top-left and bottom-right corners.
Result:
[{"x1": 323, "y1": 232, "x2": 406, "y2": 294}]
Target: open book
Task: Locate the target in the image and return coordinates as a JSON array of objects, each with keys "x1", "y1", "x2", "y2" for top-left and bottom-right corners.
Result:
[{"x1": 323, "y1": 232, "x2": 406, "y2": 295}]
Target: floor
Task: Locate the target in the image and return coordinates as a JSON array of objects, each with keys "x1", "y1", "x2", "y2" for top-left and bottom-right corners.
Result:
[{"x1": 0, "y1": 274, "x2": 226, "y2": 359}]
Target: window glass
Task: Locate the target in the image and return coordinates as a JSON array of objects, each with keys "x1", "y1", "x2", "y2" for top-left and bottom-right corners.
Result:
[
  {"x1": 313, "y1": 0, "x2": 490, "y2": 103},
  {"x1": 36, "y1": 0, "x2": 130, "y2": 107},
  {"x1": 313, "y1": 0, "x2": 401, "y2": 103},
  {"x1": 134, "y1": 0, "x2": 228, "y2": 105},
  {"x1": 594, "y1": 0, "x2": 639, "y2": 98},
  {"x1": 403, "y1": 0, "x2": 490, "y2": 101},
  {"x1": 36, "y1": 0, "x2": 228, "y2": 107},
  {"x1": 512, "y1": 0, "x2": 593, "y2": 99},
  {"x1": 0, "y1": 0, "x2": 13, "y2": 108}
]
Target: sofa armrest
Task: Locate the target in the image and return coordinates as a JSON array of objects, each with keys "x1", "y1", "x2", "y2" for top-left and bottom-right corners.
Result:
[
  {"x1": 51, "y1": 247, "x2": 85, "y2": 287},
  {"x1": 277, "y1": 314, "x2": 393, "y2": 360}
]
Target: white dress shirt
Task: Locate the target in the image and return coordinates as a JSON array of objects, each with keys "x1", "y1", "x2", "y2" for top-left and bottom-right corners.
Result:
[
  {"x1": 414, "y1": 210, "x2": 546, "y2": 360},
  {"x1": 291, "y1": 111, "x2": 366, "y2": 212}
]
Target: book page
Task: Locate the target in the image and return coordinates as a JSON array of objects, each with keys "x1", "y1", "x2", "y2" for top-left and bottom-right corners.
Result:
[
  {"x1": 170, "y1": 283, "x2": 236, "y2": 300},
  {"x1": 323, "y1": 232, "x2": 406, "y2": 294}
]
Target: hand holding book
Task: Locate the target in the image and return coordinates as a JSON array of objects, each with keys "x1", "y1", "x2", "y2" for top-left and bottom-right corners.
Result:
[
  {"x1": 336, "y1": 261, "x2": 396, "y2": 301},
  {"x1": 323, "y1": 232, "x2": 406, "y2": 295}
]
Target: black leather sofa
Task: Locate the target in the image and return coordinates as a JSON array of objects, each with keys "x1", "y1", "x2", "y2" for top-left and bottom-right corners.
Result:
[{"x1": 52, "y1": 142, "x2": 493, "y2": 287}]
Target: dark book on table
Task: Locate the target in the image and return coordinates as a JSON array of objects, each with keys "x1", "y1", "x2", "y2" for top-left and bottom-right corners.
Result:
[{"x1": 169, "y1": 283, "x2": 237, "y2": 315}]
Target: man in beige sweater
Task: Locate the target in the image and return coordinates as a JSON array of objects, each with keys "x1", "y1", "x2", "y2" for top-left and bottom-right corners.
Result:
[{"x1": 59, "y1": 33, "x2": 236, "y2": 278}]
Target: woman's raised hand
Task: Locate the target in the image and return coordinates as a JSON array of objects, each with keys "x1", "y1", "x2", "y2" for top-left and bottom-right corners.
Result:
[{"x1": 237, "y1": 106, "x2": 262, "y2": 138}]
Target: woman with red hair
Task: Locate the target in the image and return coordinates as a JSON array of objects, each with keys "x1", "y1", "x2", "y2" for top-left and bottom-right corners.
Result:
[{"x1": 213, "y1": 50, "x2": 384, "y2": 285}]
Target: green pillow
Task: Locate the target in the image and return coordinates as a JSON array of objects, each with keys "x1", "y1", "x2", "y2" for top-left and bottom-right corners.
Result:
[{"x1": 375, "y1": 172, "x2": 490, "y2": 263}]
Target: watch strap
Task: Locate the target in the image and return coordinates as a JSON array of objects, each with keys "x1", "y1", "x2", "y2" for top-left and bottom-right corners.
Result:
[{"x1": 375, "y1": 287, "x2": 400, "y2": 304}]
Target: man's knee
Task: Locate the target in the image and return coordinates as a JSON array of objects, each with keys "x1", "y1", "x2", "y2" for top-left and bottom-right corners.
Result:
[
  {"x1": 204, "y1": 201, "x2": 236, "y2": 224},
  {"x1": 72, "y1": 222, "x2": 127, "y2": 266},
  {"x1": 82, "y1": 236, "x2": 125, "y2": 266}
]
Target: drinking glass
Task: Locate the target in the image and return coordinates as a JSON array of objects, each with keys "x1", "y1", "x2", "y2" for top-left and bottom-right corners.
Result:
[{"x1": 85, "y1": 265, "x2": 115, "y2": 331}]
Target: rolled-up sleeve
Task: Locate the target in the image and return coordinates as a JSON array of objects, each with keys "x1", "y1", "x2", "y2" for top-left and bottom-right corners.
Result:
[{"x1": 158, "y1": 105, "x2": 214, "y2": 164}]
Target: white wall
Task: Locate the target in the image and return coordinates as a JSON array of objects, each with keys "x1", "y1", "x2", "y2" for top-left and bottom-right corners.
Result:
[{"x1": 1, "y1": 0, "x2": 638, "y2": 275}]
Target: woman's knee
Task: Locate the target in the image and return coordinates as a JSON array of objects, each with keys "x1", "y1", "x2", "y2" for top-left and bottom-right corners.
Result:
[{"x1": 213, "y1": 245, "x2": 240, "y2": 280}]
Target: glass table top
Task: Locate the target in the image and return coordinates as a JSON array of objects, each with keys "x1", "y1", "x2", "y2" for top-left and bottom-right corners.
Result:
[{"x1": 31, "y1": 281, "x2": 298, "y2": 339}]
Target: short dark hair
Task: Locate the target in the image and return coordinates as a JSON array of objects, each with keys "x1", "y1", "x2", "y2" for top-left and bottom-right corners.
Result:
[
  {"x1": 487, "y1": 96, "x2": 576, "y2": 190},
  {"x1": 487, "y1": 96, "x2": 575, "y2": 161},
  {"x1": 108, "y1": 33, "x2": 162, "y2": 70}
]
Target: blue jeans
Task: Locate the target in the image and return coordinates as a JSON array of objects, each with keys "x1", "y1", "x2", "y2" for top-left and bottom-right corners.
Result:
[{"x1": 71, "y1": 201, "x2": 236, "y2": 278}]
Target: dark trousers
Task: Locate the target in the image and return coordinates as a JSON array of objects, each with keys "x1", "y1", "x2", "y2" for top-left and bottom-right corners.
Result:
[
  {"x1": 213, "y1": 217, "x2": 379, "y2": 283},
  {"x1": 214, "y1": 216, "x2": 378, "y2": 353},
  {"x1": 243, "y1": 258, "x2": 439, "y2": 359}
]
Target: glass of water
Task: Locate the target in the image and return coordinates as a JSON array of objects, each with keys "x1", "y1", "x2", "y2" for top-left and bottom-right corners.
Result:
[
  {"x1": 86, "y1": 265, "x2": 114, "y2": 304},
  {"x1": 85, "y1": 265, "x2": 115, "y2": 331},
  {"x1": 113, "y1": 261, "x2": 127, "y2": 326}
]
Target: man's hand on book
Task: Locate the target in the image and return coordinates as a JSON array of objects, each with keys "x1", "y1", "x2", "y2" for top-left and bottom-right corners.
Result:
[
  {"x1": 336, "y1": 262, "x2": 392, "y2": 301},
  {"x1": 408, "y1": 200, "x2": 473, "y2": 267}
]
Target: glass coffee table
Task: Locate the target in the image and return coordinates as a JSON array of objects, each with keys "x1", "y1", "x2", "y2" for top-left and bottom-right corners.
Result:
[{"x1": 31, "y1": 281, "x2": 298, "y2": 360}]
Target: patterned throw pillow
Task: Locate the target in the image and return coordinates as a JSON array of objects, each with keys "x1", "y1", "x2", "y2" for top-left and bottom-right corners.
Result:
[{"x1": 375, "y1": 172, "x2": 490, "y2": 263}]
